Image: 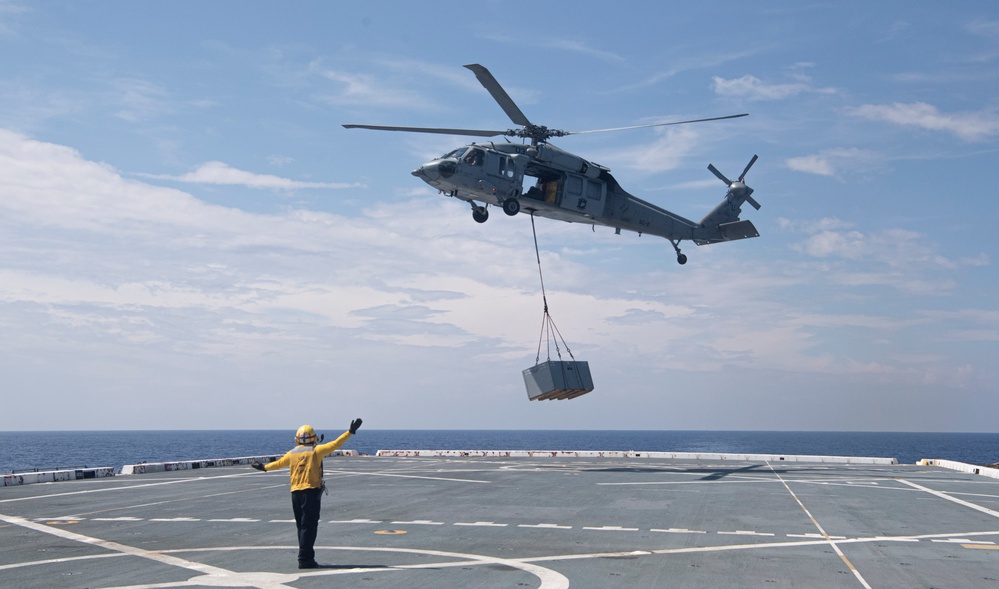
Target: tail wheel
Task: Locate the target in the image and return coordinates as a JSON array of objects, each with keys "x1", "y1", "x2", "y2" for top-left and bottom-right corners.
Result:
[
  {"x1": 472, "y1": 206, "x2": 489, "y2": 223},
  {"x1": 677, "y1": 253, "x2": 688, "y2": 265},
  {"x1": 502, "y1": 197, "x2": 520, "y2": 216}
]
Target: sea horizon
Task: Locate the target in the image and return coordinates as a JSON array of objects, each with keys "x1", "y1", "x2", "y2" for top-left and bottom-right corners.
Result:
[{"x1": 3, "y1": 430, "x2": 998, "y2": 474}]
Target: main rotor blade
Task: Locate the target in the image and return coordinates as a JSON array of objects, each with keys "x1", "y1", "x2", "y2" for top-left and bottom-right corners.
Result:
[
  {"x1": 342, "y1": 124, "x2": 506, "y2": 138},
  {"x1": 464, "y1": 64, "x2": 532, "y2": 128},
  {"x1": 565, "y1": 113, "x2": 748, "y2": 136},
  {"x1": 738, "y1": 154, "x2": 759, "y2": 182},
  {"x1": 707, "y1": 163, "x2": 732, "y2": 185}
]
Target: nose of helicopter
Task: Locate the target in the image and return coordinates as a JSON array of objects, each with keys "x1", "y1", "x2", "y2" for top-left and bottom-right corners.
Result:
[{"x1": 412, "y1": 162, "x2": 440, "y2": 181}]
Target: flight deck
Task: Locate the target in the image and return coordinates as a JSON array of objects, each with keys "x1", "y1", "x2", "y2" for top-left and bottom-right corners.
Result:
[{"x1": 3, "y1": 452, "x2": 999, "y2": 588}]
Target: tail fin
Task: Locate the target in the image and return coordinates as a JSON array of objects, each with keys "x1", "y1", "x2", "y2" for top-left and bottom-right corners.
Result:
[{"x1": 694, "y1": 155, "x2": 761, "y2": 245}]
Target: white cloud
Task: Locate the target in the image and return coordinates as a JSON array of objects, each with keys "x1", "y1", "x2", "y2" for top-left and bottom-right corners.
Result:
[
  {"x1": 310, "y1": 63, "x2": 430, "y2": 109},
  {"x1": 1, "y1": 128, "x2": 994, "y2": 429},
  {"x1": 143, "y1": 161, "x2": 365, "y2": 191},
  {"x1": 712, "y1": 75, "x2": 836, "y2": 101},
  {"x1": 785, "y1": 148, "x2": 877, "y2": 178},
  {"x1": 780, "y1": 217, "x2": 989, "y2": 296},
  {"x1": 592, "y1": 126, "x2": 703, "y2": 174},
  {"x1": 113, "y1": 78, "x2": 171, "y2": 123},
  {"x1": 847, "y1": 102, "x2": 999, "y2": 142}
]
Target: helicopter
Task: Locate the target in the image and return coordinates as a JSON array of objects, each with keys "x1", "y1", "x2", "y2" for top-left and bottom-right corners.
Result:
[{"x1": 344, "y1": 64, "x2": 760, "y2": 265}]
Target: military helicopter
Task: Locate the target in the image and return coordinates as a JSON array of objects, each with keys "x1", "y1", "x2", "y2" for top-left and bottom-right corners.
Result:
[{"x1": 344, "y1": 64, "x2": 760, "y2": 265}]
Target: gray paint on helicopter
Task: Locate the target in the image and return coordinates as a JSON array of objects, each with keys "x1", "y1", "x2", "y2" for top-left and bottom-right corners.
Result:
[{"x1": 345, "y1": 64, "x2": 760, "y2": 265}]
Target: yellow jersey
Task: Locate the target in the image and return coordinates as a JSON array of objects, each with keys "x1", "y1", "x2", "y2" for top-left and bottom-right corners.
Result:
[{"x1": 264, "y1": 431, "x2": 352, "y2": 492}]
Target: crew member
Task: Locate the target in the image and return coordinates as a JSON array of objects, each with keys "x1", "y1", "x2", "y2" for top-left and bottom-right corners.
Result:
[{"x1": 252, "y1": 419, "x2": 362, "y2": 569}]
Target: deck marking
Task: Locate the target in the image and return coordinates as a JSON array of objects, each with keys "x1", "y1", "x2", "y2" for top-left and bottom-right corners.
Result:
[
  {"x1": 0, "y1": 552, "x2": 126, "y2": 572},
  {"x1": 932, "y1": 538, "x2": 994, "y2": 544},
  {"x1": 583, "y1": 525, "x2": 639, "y2": 532},
  {"x1": 518, "y1": 523, "x2": 572, "y2": 529},
  {"x1": 325, "y1": 469, "x2": 489, "y2": 484},
  {"x1": 898, "y1": 478, "x2": 999, "y2": 519},
  {"x1": 171, "y1": 545, "x2": 570, "y2": 588},
  {"x1": 0, "y1": 512, "x2": 238, "y2": 581},
  {"x1": 964, "y1": 544, "x2": 999, "y2": 550},
  {"x1": 391, "y1": 519, "x2": 444, "y2": 525},
  {"x1": 455, "y1": 521, "x2": 508, "y2": 527},
  {"x1": 719, "y1": 530, "x2": 775, "y2": 537},
  {"x1": 651, "y1": 528, "x2": 706, "y2": 534},
  {"x1": 767, "y1": 461, "x2": 874, "y2": 589},
  {"x1": 0, "y1": 476, "x2": 245, "y2": 505}
]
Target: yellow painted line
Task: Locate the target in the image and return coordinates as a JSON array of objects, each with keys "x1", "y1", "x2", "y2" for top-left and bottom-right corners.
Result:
[
  {"x1": 964, "y1": 544, "x2": 999, "y2": 550},
  {"x1": 767, "y1": 462, "x2": 873, "y2": 589}
]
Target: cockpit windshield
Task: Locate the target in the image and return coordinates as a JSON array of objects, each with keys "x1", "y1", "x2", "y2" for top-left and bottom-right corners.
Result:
[{"x1": 441, "y1": 147, "x2": 467, "y2": 160}]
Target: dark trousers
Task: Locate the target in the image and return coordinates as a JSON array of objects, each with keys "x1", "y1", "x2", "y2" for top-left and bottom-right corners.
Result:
[{"x1": 291, "y1": 487, "x2": 323, "y2": 564}]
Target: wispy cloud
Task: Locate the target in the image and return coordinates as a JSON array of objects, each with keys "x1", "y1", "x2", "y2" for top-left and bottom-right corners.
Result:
[
  {"x1": 113, "y1": 78, "x2": 171, "y2": 123},
  {"x1": 847, "y1": 102, "x2": 999, "y2": 142},
  {"x1": 712, "y1": 74, "x2": 837, "y2": 101},
  {"x1": 779, "y1": 217, "x2": 989, "y2": 295},
  {"x1": 785, "y1": 148, "x2": 878, "y2": 178},
  {"x1": 482, "y1": 34, "x2": 625, "y2": 64},
  {"x1": 309, "y1": 62, "x2": 431, "y2": 110},
  {"x1": 142, "y1": 161, "x2": 364, "y2": 191}
]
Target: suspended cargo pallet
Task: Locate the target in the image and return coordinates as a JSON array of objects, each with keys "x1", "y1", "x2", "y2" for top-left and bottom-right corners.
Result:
[{"x1": 523, "y1": 360, "x2": 594, "y2": 401}]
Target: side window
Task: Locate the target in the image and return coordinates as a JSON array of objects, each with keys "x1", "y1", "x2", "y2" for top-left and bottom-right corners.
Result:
[
  {"x1": 499, "y1": 156, "x2": 515, "y2": 178},
  {"x1": 585, "y1": 180, "x2": 602, "y2": 200},
  {"x1": 566, "y1": 175, "x2": 583, "y2": 196}
]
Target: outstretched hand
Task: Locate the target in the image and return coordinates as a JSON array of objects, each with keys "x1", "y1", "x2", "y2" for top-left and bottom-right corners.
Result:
[
  {"x1": 350, "y1": 418, "x2": 363, "y2": 434},
  {"x1": 251, "y1": 462, "x2": 265, "y2": 471}
]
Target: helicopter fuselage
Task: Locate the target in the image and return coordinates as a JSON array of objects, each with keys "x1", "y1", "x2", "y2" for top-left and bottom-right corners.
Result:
[
  {"x1": 348, "y1": 63, "x2": 759, "y2": 264},
  {"x1": 412, "y1": 141, "x2": 754, "y2": 251}
]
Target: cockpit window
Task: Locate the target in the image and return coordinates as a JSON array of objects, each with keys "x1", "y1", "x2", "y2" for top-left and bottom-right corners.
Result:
[
  {"x1": 442, "y1": 147, "x2": 467, "y2": 160},
  {"x1": 464, "y1": 148, "x2": 484, "y2": 166}
]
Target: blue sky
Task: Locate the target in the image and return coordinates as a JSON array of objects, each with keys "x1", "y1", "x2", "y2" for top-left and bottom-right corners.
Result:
[{"x1": 1, "y1": 2, "x2": 997, "y2": 432}]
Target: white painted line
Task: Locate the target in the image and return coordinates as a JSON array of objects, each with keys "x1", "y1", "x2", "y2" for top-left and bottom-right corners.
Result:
[
  {"x1": 455, "y1": 521, "x2": 508, "y2": 527},
  {"x1": 92, "y1": 517, "x2": 143, "y2": 522},
  {"x1": 718, "y1": 530, "x2": 775, "y2": 537},
  {"x1": 518, "y1": 523, "x2": 572, "y2": 530},
  {"x1": 150, "y1": 517, "x2": 200, "y2": 522},
  {"x1": 871, "y1": 536, "x2": 919, "y2": 542},
  {"x1": 330, "y1": 518, "x2": 383, "y2": 524},
  {"x1": 899, "y1": 478, "x2": 999, "y2": 520},
  {"x1": 270, "y1": 519, "x2": 296, "y2": 523},
  {"x1": 0, "y1": 512, "x2": 232, "y2": 578},
  {"x1": 651, "y1": 528, "x2": 706, "y2": 534},
  {"x1": 391, "y1": 520, "x2": 444, "y2": 526},
  {"x1": 766, "y1": 461, "x2": 874, "y2": 589},
  {"x1": 207, "y1": 518, "x2": 258, "y2": 522},
  {"x1": 932, "y1": 538, "x2": 994, "y2": 544},
  {"x1": 327, "y1": 469, "x2": 490, "y2": 484},
  {"x1": 582, "y1": 526, "x2": 639, "y2": 532},
  {"x1": 788, "y1": 533, "x2": 846, "y2": 540}
]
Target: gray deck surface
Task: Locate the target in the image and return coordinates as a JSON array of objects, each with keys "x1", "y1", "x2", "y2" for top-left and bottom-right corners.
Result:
[{"x1": 3, "y1": 455, "x2": 999, "y2": 588}]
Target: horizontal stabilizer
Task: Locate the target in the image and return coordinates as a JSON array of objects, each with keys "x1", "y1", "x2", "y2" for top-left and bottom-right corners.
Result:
[
  {"x1": 693, "y1": 219, "x2": 760, "y2": 245},
  {"x1": 720, "y1": 219, "x2": 759, "y2": 240}
]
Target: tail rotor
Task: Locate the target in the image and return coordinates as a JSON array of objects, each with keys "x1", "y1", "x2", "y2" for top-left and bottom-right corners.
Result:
[{"x1": 708, "y1": 154, "x2": 761, "y2": 210}]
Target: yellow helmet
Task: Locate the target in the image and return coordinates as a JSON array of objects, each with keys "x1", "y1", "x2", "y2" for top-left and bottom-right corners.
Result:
[{"x1": 295, "y1": 425, "x2": 317, "y2": 445}]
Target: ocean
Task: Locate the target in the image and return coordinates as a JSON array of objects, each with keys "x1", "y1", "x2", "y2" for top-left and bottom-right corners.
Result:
[{"x1": 2, "y1": 430, "x2": 998, "y2": 474}]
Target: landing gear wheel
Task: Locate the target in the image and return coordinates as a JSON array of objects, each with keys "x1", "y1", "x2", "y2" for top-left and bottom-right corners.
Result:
[
  {"x1": 669, "y1": 239, "x2": 687, "y2": 265},
  {"x1": 502, "y1": 197, "x2": 520, "y2": 216},
  {"x1": 472, "y1": 206, "x2": 489, "y2": 224}
]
